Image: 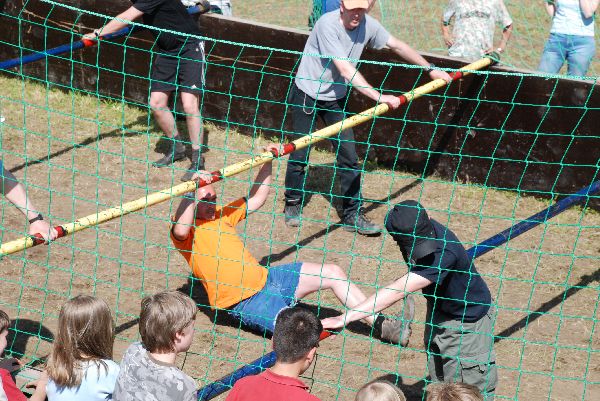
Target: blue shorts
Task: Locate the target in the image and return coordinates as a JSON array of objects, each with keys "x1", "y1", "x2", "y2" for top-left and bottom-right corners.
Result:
[{"x1": 228, "y1": 262, "x2": 302, "y2": 334}]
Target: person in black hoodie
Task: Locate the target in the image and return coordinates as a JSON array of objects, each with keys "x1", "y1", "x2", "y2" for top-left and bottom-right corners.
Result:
[{"x1": 322, "y1": 200, "x2": 497, "y2": 398}]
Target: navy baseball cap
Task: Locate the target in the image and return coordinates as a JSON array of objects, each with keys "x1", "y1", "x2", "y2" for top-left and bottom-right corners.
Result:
[{"x1": 385, "y1": 200, "x2": 438, "y2": 261}]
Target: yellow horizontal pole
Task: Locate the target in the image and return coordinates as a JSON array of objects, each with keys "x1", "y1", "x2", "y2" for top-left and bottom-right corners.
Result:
[{"x1": 1, "y1": 55, "x2": 496, "y2": 257}]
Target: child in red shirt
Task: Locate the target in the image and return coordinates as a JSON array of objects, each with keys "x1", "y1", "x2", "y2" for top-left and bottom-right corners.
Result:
[
  {"x1": 0, "y1": 310, "x2": 46, "y2": 401},
  {"x1": 226, "y1": 307, "x2": 322, "y2": 401}
]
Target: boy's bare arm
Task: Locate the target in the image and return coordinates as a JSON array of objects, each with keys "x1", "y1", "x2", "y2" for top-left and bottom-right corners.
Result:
[
  {"x1": 172, "y1": 196, "x2": 197, "y2": 241},
  {"x1": 82, "y1": 6, "x2": 144, "y2": 39},
  {"x1": 321, "y1": 272, "x2": 432, "y2": 329},
  {"x1": 172, "y1": 171, "x2": 213, "y2": 240},
  {"x1": 247, "y1": 144, "x2": 280, "y2": 213}
]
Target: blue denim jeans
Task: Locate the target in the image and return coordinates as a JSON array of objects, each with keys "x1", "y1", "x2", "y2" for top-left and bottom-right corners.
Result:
[
  {"x1": 538, "y1": 33, "x2": 596, "y2": 77},
  {"x1": 228, "y1": 262, "x2": 302, "y2": 334}
]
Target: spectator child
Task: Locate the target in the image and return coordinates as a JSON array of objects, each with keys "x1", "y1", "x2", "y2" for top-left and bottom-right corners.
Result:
[
  {"x1": 113, "y1": 291, "x2": 198, "y2": 401},
  {"x1": 45, "y1": 295, "x2": 120, "y2": 401},
  {"x1": 355, "y1": 380, "x2": 406, "y2": 401},
  {"x1": 225, "y1": 307, "x2": 323, "y2": 401},
  {"x1": 426, "y1": 382, "x2": 483, "y2": 401},
  {"x1": 0, "y1": 310, "x2": 47, "y2": 401}
]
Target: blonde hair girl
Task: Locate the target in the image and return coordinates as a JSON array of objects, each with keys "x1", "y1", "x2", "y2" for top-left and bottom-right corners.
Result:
[
  {"x1": 45, "y1": 295, "x2": 120, "y2": 401},
  {"x1": 355, "y1": 380, "x2": 407, "y2": 401}
]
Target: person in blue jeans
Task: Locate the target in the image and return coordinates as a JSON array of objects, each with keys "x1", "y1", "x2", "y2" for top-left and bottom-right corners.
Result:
[
  {"x1": 285, "y1": 0, "x2": 451, "y2": 235},
  {"x1": 538, "y1": 0, "x2": 599, "y2": 77}
]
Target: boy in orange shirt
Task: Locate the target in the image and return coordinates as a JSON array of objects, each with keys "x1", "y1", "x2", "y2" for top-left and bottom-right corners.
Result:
[{"x1": 170, "y1": 144, "x2": 414, "y2": 343}]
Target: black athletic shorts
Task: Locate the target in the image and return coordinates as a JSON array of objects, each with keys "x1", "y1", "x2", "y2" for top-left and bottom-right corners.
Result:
[{"x1": 150, "y1": 39, "x2": 205, "y2": 93}]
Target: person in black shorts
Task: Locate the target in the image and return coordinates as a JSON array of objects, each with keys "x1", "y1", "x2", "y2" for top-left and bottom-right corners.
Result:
[{"x1": 84, "y1": 0, "x2": 210, "y2": 181}]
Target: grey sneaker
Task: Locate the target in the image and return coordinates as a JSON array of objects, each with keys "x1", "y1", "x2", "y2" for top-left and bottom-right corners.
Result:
[
  {"x1": 284, "y1": 202, "x2": 302, "y2": 227},
  {"x1": 379, "y1": 294, "x2": 415, "y2": 346},
  {"x1": 342, "y1": 210, "x2": 382, "y2": 236}
]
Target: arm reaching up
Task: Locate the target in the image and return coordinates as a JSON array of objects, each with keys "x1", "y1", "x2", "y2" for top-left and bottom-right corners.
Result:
[{"x1": 247, "y1": 144, "x2": 281, "y2": 213}]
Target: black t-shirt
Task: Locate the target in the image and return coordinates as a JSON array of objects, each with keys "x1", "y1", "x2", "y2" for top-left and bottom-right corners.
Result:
[
  {"x1": 131, "y1": 0, "x2": 202, "y2": 53},
  {"x1": 409, "y1": 219, "x2": 491, "y2": 322}
]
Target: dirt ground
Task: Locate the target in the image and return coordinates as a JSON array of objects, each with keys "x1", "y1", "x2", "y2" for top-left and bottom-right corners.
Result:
[{"x1": 0, "y1": 76, "x2": 599, "y2": 401}]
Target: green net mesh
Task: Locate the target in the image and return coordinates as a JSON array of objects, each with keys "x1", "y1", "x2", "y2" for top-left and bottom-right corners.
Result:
[{"x1": 0, "y1": 1, "x2": 599, "y2": 400}]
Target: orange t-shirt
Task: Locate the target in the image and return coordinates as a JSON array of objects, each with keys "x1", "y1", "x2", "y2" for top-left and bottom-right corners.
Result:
[{"x1": 171, "y1": 198, "x2": 268, "y2": 309}]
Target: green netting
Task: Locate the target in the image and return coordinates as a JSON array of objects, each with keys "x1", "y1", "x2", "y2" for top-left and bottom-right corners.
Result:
[{"x1": 0, "y1": 1, "x2": 599, "y2": 400}]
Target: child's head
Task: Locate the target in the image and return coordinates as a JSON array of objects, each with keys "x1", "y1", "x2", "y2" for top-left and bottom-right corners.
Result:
[
  {"x1": 355, "y1": 380, "x2": 407, "y2": 401},
  {"x1": 0, "y1": 310, "x2": 10, "y2": 355},
  {"x1": 139, "y1": 291, "x2": 197, "y2": 354},
  {"x1": 47, "y1": 295, "x2": 115, "y2": 387},
  {"x1": 426, "y1": 382, "x2": 483, "y2": 401},
  {"x1": 273, "y1": 307, "x2": 322, "y2": 372},
  {"x1": 195, "y1": 184, "x2": 218, "y2": 221}
]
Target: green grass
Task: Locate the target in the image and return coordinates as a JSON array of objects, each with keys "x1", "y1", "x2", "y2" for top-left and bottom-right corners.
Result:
[{"x1": 232, "y1": 0, "x2": 600, "y2": 76}]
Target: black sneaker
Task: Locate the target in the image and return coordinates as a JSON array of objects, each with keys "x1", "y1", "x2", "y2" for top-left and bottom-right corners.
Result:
[
  {"x1": 342, "y1": 210, "x2": 382, "y2": 235},
  {"x1": 153, "y1": 145, "x2": 186, "y2": 168},
  {"x1": 284, "y1": 202, "x2": 302, "y2": 227},
  {"x1": 379, "y1": 294, "x2": 415, "y2": 346}
]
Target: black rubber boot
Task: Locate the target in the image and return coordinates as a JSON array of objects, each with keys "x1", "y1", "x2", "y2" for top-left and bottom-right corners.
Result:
[
  {"x1": 181, "y1": 148, "x2": 205, "y2": 181},
  {"x1": 153, "y1": 140, "x2": 186, "y2": 168}
]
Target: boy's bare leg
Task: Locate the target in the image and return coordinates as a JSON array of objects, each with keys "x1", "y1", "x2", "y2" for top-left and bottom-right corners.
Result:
[
  {"x1": 295, "y1": 262, "x2": 375, "y2": 326},
  {"x1": 150, "y1": 91, "x2": 186, "y2": 167},
  {"x1": 295, "y1": 262, "x2": 415, "y2": 345},
  {"x1": 180, "y1": 92, "x2": 204, "y2": 181}
]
